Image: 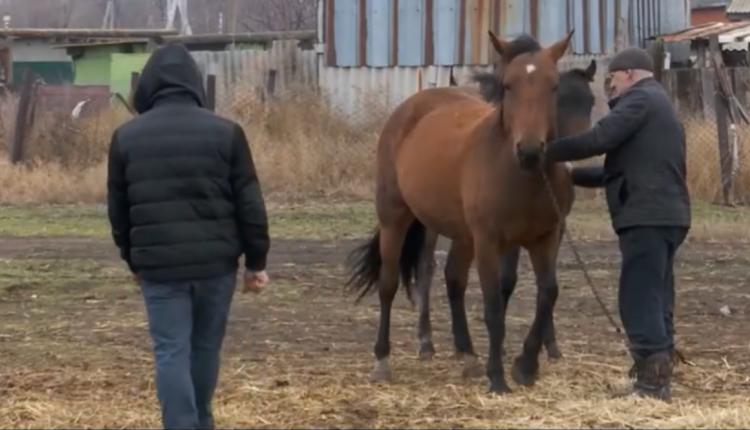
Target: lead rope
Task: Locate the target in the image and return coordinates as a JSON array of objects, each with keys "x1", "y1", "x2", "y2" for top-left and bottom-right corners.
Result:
[{"x1": 540, "y1": 169, "x2": 691, "y2": 368}]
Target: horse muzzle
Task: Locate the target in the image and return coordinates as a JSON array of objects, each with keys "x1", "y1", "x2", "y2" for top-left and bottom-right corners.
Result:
[{"x1": 515, "y1": 141, "x2": 546, "y2": 170}]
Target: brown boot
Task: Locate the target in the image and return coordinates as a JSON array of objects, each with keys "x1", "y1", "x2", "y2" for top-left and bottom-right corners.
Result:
[{"x1": 630, "y1": 351, "x2": 673, "y2": 402}]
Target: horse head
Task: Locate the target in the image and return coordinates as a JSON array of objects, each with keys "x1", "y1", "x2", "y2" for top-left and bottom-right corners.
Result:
[{"x1": 483, "y1": 31, "x2": 574, "y2": 170}]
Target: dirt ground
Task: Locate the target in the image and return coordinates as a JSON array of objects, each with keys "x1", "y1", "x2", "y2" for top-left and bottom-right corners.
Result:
[{"x1": 1, "y1": 235, "x2": 750, "y2": 428}]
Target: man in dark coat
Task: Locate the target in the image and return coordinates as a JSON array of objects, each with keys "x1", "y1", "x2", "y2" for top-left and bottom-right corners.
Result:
[
  {"x1": 107, "y1": 43, "x2": 270, "y2": 428},
  {"x1": 547, "y1": 47, "x2": 691, "y2": 402}
]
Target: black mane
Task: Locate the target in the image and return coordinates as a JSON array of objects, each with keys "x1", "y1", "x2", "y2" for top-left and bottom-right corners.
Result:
[{"x1": 504, "y1": 34, "x2": 542, "y2": 60}]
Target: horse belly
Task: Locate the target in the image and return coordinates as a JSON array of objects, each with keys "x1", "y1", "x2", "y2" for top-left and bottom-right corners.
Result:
[{"x1": 395, "y1": 124, "x2": 470, "y2": 240}]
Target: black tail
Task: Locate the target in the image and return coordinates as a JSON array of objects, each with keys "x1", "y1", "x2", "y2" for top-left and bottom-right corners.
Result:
[{"x1": 344, "y1": 220, "x2": 427, "y2": 305}]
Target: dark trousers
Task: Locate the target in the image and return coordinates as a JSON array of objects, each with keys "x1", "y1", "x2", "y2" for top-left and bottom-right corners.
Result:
[
  {"x1": 141, "y1": 272, "x2": 237, "y2": 430},
  {"x1": 617, "y1": 226, "x2": 687, "y2": 358}
]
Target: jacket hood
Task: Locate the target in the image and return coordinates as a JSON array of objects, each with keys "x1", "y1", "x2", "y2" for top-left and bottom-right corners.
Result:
[{"x1": 133, "y1": 43, "x2": 206, "y2": 114}]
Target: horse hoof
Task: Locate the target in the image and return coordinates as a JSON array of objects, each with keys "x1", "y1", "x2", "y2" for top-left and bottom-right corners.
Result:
[
  {"x1": 369, "y1": 368, "x2": 391, "y2": 382},
  {"x1": 546, "y1": 343, "x2": 563, "y2": 361},
  {"x1": 511, "y1": 355, "x2": 539, "y2": 387},
  {"x1": 462, "y1": 355, "x2": 485, "y2": 379},
  {"x1": 489, "y1": 380, "x2": 512, "y2": 395},
  {"x1": 418, "y1": 342, "x2": 436, "y2": 360},
  {"x1": 369, "y1": 360, "x2": 391, "y2": 383}
]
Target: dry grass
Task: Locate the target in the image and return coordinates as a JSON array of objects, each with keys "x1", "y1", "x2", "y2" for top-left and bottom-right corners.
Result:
[
  {"x1": 0, "y1": 85, "x2": 748, "y2": 207},
  {"x1": 0, "y1": 85, "x2": 381, "y2": 204}
]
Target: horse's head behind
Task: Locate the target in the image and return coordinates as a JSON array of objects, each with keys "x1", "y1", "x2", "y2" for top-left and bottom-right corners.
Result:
[
  {"x1": 484, "y1": 31, "x2": 574, "y2": 170},
  {"x1": 557, "y1": 59, "x2": 597, "y2": 137}
]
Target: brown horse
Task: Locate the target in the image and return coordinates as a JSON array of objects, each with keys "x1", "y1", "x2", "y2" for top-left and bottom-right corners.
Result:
[
  {"x1": 410, "y1": 60, "x2": 598, "y2": 365},
  {"x1": 346, "y1": 31, "x2": 577, "y2": 394}
]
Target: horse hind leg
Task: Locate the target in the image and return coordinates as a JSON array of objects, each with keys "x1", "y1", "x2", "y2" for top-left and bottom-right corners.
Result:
[
  {"x1": 443, "y1": 240, "x2": 483, "y2": 378},
  {"x1": 371, "y1": 212, "x2": 426, "y2": 382},
  {"x1": 511, "y1": 230, "x2": 561, "y2": 387},
  {"x1": 414, "y1": 230, "x2": 439, "y2": 360}
]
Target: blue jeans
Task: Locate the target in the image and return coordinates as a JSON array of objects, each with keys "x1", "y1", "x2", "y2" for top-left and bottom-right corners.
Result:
[{"x1": 141, "y1": 272, "x2": 237, "y2": 430}]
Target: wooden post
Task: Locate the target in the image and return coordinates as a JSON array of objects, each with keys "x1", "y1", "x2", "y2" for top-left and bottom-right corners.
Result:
[
  {"x1": 205, "y1": 74, "x2": 216, "y2": 111},
  {"x1": 129, "y1": 71, "x2": 139, "y2": 109},
  {"x1": 9, "y1": 69, "x2": 34, "y2": 164},
  {"x1": 130, "y1": 72, "x2": 139, "y2": 90},
  {"x1": 731, "y1": 68, "x2": 747, "y2": 111},
  {"x1": 265, "y1": 69, "x2": 277, "y2": 98},
  {"x1": 709, "y1": 35, "x2": 734, "y2": 206},
  {"x1": 650, "y1": 39, "x2": 665, "y2": 85},
  {"x1": 697, "y1": 41, "x2": 714, "y2": 120}
]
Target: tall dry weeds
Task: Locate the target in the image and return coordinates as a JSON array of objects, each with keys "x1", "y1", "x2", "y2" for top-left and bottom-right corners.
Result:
[{"x1": 0, "y1": 85, "x2": 746, "y2": 206}]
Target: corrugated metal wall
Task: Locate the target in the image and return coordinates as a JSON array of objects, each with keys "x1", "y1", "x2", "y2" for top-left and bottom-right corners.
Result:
[
  {"x1": 321, "y1": 0, "x2": 690, "y2": 67},
  {"x1": 190, "y1": 41, "x2": 318, "y2": 104},
  {"x1": 318, "y1": 54, "x2": 611, "y2": 122}
]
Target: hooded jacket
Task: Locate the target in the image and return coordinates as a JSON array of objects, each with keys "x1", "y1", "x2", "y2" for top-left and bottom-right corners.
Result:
[{"x1": 107, "y1": 43, "x2": 270, "y2": 281}]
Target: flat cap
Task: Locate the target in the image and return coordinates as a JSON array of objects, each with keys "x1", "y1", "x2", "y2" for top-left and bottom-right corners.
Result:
[{"x1": 607, "y1": 47, "x2": 654, "y2": 73}]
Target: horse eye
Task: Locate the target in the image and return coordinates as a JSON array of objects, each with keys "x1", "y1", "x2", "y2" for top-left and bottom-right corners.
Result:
[
  {"x1": 552, "y1": 85, "x2": 559, "y2": 93},
  {"x1": 502, "y1": 84, "x2": 511, "y2": 91}
]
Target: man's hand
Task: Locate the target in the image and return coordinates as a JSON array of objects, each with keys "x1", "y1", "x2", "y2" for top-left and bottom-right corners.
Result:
[
  {"x1": 564, "y1": 162, "x2": 574, "y2": 174},
  {"x1": 132, "y1": 274, "x2": 140, "y2": 286},
  {"x1": 243, "y1": 270, "x2": 269, "y2": 294}
]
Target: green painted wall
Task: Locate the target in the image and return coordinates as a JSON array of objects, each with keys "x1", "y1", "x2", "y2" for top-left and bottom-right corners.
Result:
[
  {"x1": 12, "y1": 61, "x2": 73, "y2": 84},
  {"x1": 72, "y1": 43, "x2": 148, "y2": 86},
  {"x1": 110, "y1": 53, "x2": 150, "y2": 98},
  {"x1": 72, "y1": 54, "x2": 110, "y2": 85}
]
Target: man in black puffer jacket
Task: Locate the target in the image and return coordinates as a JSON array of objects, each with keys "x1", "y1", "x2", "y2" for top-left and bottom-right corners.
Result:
[{"x1": 107, "y1": 43, "x2": 270, "y2": 429}]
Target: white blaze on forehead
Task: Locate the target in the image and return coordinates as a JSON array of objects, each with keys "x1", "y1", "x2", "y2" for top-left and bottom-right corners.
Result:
[{"x1": 525, "y1": 63, "x2": 536, "y2": 74}]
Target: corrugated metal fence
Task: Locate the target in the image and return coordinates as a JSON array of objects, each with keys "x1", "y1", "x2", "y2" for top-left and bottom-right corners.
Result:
[
  {"x1": 319, "y1": 54, "x2": 613, "y2": 122},
  {"x1": 321, "y1": 0, "x2": 690, "y2": 67},
  {"x1": 190, "y1": 40, "x2": 318, "y2": 106}
]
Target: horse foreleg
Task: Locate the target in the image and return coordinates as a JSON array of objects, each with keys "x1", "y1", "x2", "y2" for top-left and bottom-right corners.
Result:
[
  {"x1": 498, "y1": 247, "x2": 520, "y2": 357},
  {"x1": 511, "y1": 229, "x2": 561, "y2": 387},
  {"x1": 474, "y1": 237, "x2": 511, "y2": 394},
  {"x1": 371, "y1": 216, "x2": 414, "y2": 383},
  {"x1": 414, "y1": 230, "x2": 439, "y2": 360},
  {"x1": 444, "y1": 240, "x2": 483, "y2": 378}
]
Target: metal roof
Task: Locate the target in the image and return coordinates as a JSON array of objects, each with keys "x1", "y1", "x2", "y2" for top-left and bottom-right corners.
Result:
[
  {"x1": 692, "y1": 0, "x2": 732, "y2": 8},
  {"x1": 727, "y1": 0, "x2": 750, "y2": 13},
  {"x1": 53, "y1": 39, "x2": 148, "y2": 49},
  {"x1": 652, "y1": 21, "x2": 750, "y2": 42}
]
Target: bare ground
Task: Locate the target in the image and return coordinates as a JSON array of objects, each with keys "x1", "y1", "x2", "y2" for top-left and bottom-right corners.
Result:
[{"x1": 1, "y1": 236, "x2": 749, "y2": 428}]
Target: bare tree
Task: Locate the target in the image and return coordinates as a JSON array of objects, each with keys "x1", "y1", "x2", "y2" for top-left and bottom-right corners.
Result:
[
  {"x1": 0, "y1": 0, "x2": 316, "y2": 33},
  {"x1": 235, "y1": 0, "x2": 316, "y2": 32}
]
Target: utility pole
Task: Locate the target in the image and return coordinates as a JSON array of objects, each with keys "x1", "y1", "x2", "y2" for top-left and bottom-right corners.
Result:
[
  {"x1": 101, "y1": 0, "x2": 116, "y2": 29},
  {"x1": 166, "y1": 0, "x2": 192, "y2": 35}
]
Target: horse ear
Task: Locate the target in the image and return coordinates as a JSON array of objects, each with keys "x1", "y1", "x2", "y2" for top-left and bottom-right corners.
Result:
[
  {"x1": 488, "y1": 30, "x2": 512, "y2": 60},
  {"x1": 545, "y1": 30, "x2": 574, "y2": 63},
  {"x1": 584, "y1": 59, "x2": 597, "y2": 82}
]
